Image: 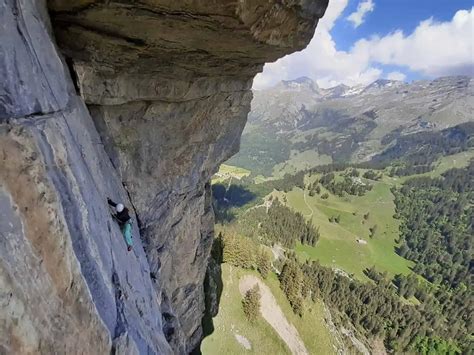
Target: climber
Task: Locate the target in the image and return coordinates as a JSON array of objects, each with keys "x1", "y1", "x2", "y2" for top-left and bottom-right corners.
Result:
[{"x1": 107, "y1": 198, "x2": 133, "y2": 252}]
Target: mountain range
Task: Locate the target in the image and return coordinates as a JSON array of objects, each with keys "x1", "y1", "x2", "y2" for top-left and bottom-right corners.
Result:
[{"x1": 228, "y1": 76, "x2": 473, "y2": 176}]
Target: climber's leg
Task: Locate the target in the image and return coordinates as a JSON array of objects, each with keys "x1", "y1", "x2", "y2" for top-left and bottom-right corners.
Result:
[{"x1": 122, "y1": 221, "x2": 133, "y2": 252}]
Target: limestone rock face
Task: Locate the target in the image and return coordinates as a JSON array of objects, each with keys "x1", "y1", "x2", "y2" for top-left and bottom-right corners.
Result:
[{"x1": 0, "y1": 0, "x2": 327, "y2": 353}]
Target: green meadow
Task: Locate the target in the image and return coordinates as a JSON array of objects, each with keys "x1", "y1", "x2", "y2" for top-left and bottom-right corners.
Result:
[
  {"x1": 267, "y1": 151, "x2": 474, "y2": 281},
  {"x1": 201, "y1": 264, "x2": 335, "y2": 355},
  {"x1": 201, "y1": 265, "x2": 290, "y2": 355},
  {"x1": 272, "y1": 175, "x2": 413, "y2": 281},
  {"x1": 212, "y1": 164, "x2": 251, "y2": 183}
]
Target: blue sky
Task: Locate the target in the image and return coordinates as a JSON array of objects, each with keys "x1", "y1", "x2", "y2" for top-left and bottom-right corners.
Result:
[
  {"x1": 334, "y1": 0, "x2": 473, "y2": 50},
  {"x1": 254, "y1": 0, "x2": 474, "y2": 88}
]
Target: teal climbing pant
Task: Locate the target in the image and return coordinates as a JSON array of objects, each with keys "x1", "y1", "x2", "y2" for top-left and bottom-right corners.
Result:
[{"x1": 122, "y1": 221, "x2": 133, "y2": 247}]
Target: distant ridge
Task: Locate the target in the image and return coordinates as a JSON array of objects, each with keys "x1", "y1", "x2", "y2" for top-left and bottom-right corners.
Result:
[{"x1": 229, "y1": 76, "x2": 473, "y2": 176}]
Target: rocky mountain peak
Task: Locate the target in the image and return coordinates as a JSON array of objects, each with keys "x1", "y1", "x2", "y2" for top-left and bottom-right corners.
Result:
[
  {"x1": 277, "y1": 76, "x2": 320, "y2": 93},
  {"x1": 363, "y1": 79, "x2": 405, "y2": 92},
  {"x1": 239, "y1": 74, "x2": 473, "y2": 176},
  {"x1": 322, "y1": 83, "x2": 351, "y2": 98}
]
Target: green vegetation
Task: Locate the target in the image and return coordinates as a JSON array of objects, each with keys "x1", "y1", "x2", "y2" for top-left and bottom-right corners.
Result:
[
  {"x1": 242, "y1": 285, "x2": 261, "y2": 323},
  {"x1": 200, "y1": 265, "x2": 291, "y2": 355},
  {"x1": 211, "y1": 171, "x2": 305, "y2": 222},
  {"x1": 393, "y1": 161, "x2": 473, "y2": 287},
  {"x1": 280, "y1": 259, "x2": 305, "y2": 316},
  {"x1": 296, "y1": 257, "x2": 468, "y2": 353},
  {"x1": 227, "y1": 127, "x2": 291, "y2": 176},
  {"x1": 318, "y1": 171, "x2": 373, "y2": 196},
  {"x1": 214, "y1": 221, "x2": 471, "y2": 353},
  {"x1": 221, "y1": 231, "x2": 258, "y2": 269},
  {"x1": 382, "y1": 163, "x2": 473, "y2": 352},
  {"x1": 219, "y1": 164, "x2": 251, "y2": 177},
  {"x1": 256, "y1": 248, "x2": 272, "y2": 279},
  {"x1": 272, "y1": 150, "x2": 332, "y2": 177},
  {"x1": 374, "y1": 122, "x2": 474, "y2": 176},
  {"x1": 430, "y1": 150, "x2": 474, "y2": 175},
  {"x1": 279, "y1": 179, "x2": 413, "y2": 280},
  {"x1": 264, "y1": 272, "x2": 336, "y2": 355},
  {"x1": 362, "y1": 170, "x2": 382, "y2": 180},
  {"x1": 239, "y1": 199, "x2": 319, "y2": 248},
  {"x1": 409, "y1": 336, "x2": 461, "y2": 355},
  {"x1": 210, "y1": 142, "x2": 474, "y2": 354},
  {"x1": 212, "y1": 164, "x2": 250, "y2": 183},
  {"x1": 216, "y1": 156, "x2": 472, "y2": 283},
  {"x1": 202, "y1": 233, "x2": 336, "y2": 355}
]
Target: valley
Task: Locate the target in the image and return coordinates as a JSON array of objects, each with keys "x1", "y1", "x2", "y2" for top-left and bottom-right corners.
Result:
[
  {"x1": 278, "y1": 150, "x2": 474, "y2": 281},
  {"x1": 228, "y1": 76, "x2": 473, "y2": 177},
  {"x1": 204, "y1": 80, "x2": 473, "y2": 353},
  {"x1": 2, "y1": 1, "x2": 471, "y2": 354}
]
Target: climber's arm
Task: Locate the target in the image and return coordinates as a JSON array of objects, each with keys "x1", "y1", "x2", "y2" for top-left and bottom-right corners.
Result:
[{"x1": 107, "y1": 197, "x2": 117, "y2": 207}]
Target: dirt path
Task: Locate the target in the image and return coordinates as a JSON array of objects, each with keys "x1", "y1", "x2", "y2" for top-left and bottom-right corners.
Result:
[
  {"x1": 244, "y1": 199, "x2": 273, "y2": 214},
  {"x1": 239, "y1": 275, "x2": 308, "y2": 355},
  {"x1": 303, "y1": 192, "x2": 314, "y2": 218}
]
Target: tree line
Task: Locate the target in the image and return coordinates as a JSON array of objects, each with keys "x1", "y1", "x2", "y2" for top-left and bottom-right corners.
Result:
[
  {"x1": 279, "y1": 256, "x2": 469, "y2": 353},
  {"x1": 372, "y1": 122, "x2": 474, "y2": 176},
  {"x1": 239, "y1": 199, "x2": 319, "y2": 248},
  {"x1": 317, "y1": 172, "x2": 373, "y2": 197},
  {"x1": 214, "y1": 231, "x2": 272, "y2": 279}
]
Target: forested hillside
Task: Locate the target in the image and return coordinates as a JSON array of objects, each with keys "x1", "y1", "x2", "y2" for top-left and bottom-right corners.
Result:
[
  {"x1": 393, "y1": 161, "x2": 473, "y2": 287},
  {"x1": 207, "y1": 74, "x2": 473, "y2": 355},
  {"x1": 208, "y1": 152, "x2": 474, "y2": 354},
  {"x1": 238, "y1": 200, "x2": 320, "y2": 248}
]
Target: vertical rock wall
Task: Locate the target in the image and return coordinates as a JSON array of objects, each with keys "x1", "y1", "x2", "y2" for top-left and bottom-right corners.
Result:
[{"x1": 1, "y1": 0, "x2": 328, "y2": 353}]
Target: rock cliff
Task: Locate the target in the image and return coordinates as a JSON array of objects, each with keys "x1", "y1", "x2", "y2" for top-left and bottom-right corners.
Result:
[{"x1": 0, "y1": 0, "x2": 328, "y2": 353}]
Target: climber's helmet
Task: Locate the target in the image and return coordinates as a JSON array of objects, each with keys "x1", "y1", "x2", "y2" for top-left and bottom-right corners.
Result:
[{"x1": 116, "y1": 204, "x2": 125, "y2": 213}]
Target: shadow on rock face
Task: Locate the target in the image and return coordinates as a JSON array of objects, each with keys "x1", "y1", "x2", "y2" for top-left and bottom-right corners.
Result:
[{"x1": 191, "y1": 237, "x2": 224, "y2": 354}]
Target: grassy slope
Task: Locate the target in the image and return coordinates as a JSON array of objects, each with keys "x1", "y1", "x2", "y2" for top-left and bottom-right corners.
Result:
[
  {"x1": 201, "y1": 264, "x2": 335, "y2": 355},
  {"x1": 274, "y1": 179, "x2": 413, "y2": 281},
  {"x1": 201, "y1": 265, "x2": 290, "y2": 355},
  {"x1": 382, "y1": 150, "x2": 474, "y2": 186},
  {"x1": 272, "y1": 150, "x2": 332, "y2": 177},
  {"x1": 264, "y1": 272, "x2": 336, "y2": 355},
  {"x1": 269, "y1": 151, "x2": 474, "y2": 281},
  {"x1": 212, "y1": 164, "x2": 251, "y2": 183},
  {"x1": 219, "y1": 164, "x2": 251, "y2": 177},
  {"x1": 215, "y1": 151, "x2": 474, "y2": 283},
  {"x1": 207, "y1": 152, "x2": 474, "y2": 353}
]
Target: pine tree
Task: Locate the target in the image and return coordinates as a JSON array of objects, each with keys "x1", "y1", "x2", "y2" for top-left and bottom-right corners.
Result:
[
  {"x1": 242, "y1": 285, "x2": 260, "y2": 323},
  {"x1": 222, "y1": 232, "x2": 255, "y2": 269},
  {"x1": 256, "y1": 248, "x2": 272, "y2": 279},
  {"x1": 280, "y1": 260, "x2": 305, "y2": 315}
]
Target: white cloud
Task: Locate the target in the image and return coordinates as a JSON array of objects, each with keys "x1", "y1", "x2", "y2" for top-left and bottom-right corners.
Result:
[
  {"x1": 347, "y1": 0, "x2": 375, "y2": 28},
  {"x1": 387, "y1": 71, "x2": 407, "y2": 81},
  {"x1": 253, "y1": 0, "x2": 350, "y2": 89},
  {"x1": 253, "y1": 6, "x2": 474, "y2": 89},
  {"x1": 352, "y1": 8, "x2": 474, "y2": 77},
  {"x1": 319, "y1": 0, "x2": 349, "y2": 31}
]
